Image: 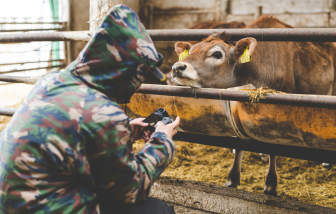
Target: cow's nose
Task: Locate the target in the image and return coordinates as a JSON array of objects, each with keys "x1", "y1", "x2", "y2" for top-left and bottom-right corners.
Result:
[{"x1": 172, "y1": 62, "x2": 187, "y2": 77}]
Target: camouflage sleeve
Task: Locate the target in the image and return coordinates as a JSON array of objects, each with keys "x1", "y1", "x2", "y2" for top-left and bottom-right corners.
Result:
[{"x1": 82, "y1": 93, "x2": 176, "y2": 204}]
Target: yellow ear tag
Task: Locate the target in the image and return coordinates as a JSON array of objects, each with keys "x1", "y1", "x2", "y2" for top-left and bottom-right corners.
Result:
[
  {"x1": 179, "y1": 48, "x2": 189, "y2": 61},
  {"x1": 241, "y1": 46, "x2": 251, "y2": 63}
]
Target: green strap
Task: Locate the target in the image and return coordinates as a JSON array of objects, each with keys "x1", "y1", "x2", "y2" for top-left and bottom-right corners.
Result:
[{"x1": 49, "y1": 0, "x2": 60, "y2": 66}]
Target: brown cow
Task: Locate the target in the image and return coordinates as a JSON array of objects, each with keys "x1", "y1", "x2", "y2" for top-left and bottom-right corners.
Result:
[
  {"x1": 190, "y1": 21, "x2": 246, "y2": 30},
  {"x1": 165, "y1": 21, "x2": 246, "y2": 85},
  {"x1": 141, "y1": 21, "x2": 246, "y2": 85},
  {"x1": 171, "y1": 15, "x2": 336, "y2": 196}
]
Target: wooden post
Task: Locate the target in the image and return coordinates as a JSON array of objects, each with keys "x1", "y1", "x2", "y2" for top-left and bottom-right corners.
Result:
[
  {"x1": 254, "y1": 6, "x2": 263, "y2": 20},
  {"x1": 138, "y1": 1, "x2": 153, "y2": 29},
  {"x1": 89, "y1": 0, "x2": 122, "y2": 31}
]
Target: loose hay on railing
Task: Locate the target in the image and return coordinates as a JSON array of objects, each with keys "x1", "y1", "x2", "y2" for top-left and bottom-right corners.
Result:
[{"x1": 246, "y1": 87, "x2": 285, "y2": 104}]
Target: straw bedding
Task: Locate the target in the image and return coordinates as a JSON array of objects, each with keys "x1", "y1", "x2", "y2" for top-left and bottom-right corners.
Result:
[{"x1": 134, "y1": 140, "x2": 336, "y2": 209}]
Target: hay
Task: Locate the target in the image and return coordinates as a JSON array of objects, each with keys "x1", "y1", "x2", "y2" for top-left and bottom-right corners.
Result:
[
  {"x1": 0, "y1": 83, "x2": 33, "y2": 132},
  {"x1": 133, "y1": 140, "x2": 336, "y2": 209},
  {"x1": 0, "y1": 115, "x2": 12, "y2": 133},
  {"x1": 0, "y1": 102, "x2": 22, "y2": 133},
  {"x1": 246, "y1": 87, "x2": 284, "y2": 104}
]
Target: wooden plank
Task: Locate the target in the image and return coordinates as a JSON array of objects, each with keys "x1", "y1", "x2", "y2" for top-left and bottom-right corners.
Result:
[
  {"x1": 329, "y1": 11, "x2": 336, "y2": 26},
  {"x1": 144, "y1": 0, "x2": 218, "y2": 10},
  {"x1": 69, "y1": 0, "x2": 90, "y2": 62},
  {"x1": 230, "y1": 0, "x2": 331, "y2": 15},
  {"x1": 152, "y1": 14, "x2": 216, "y2": 29},
  {"x1": 122, "y1": 0, "x2": 139, "y2": 14},
  {"x1": 275, "y1": 13, "x2": 330, "y2": 27},
  {"x1": 89, "y1": 0, "x2": 122, "y2": 30},
  {"x1": 225, "y1": 13, "x2": 330, "y2": 27}
]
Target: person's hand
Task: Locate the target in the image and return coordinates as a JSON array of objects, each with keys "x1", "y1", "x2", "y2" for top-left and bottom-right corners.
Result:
[
  {"x1": 155, "y1": 116, "x2": 180, "y2": 139},
  {"x1": 130, "y1": 118, "x2": 152, "y2": 141}
]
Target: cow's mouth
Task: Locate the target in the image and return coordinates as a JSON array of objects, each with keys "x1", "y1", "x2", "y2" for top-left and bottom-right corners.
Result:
[
  {"x1": 173, "y1": 76, "x2": 201, "y2": 88},
  {"x1": 173, "y1": 72, "x2": 196, "y2": 80}
]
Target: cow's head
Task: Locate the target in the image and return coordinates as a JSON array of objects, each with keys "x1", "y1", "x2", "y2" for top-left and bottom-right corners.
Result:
[{"x1": 171, "y1": 34, "x2": 257, "y2": 88}]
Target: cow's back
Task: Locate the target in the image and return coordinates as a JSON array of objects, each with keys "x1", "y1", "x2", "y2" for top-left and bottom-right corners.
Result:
[
  {"x1": 245, "y1": 15, "x2": 336, "y2": 95},
  {"x1": 293, "y1": 41, "x2": 336, "y2": 95}
]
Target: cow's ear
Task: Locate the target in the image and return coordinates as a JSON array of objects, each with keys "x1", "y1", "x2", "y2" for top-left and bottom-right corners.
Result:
[
  {"x1": 232, "y1": 38, "x2": 257, "y2": 63},
  {"x1": 175, "y1": 42, "x2": 192, "y2": 56}
]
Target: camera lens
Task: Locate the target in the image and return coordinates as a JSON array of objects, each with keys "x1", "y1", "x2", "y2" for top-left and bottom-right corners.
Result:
[
  {"x1": 156, "y1": 108, "x2": 165, "y2": 113},
  {"x1": 155, "y1": 108, "x2": 169, "y2": 117}
]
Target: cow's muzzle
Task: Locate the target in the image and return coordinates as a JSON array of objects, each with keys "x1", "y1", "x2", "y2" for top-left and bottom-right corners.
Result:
[{"x1": 172, "y1": 62, "x2": 187, "y2": 77}]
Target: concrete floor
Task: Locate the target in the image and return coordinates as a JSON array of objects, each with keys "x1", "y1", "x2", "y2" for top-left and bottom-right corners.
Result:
[
  {"x1": 150, "y1": 178, "x2": 336, "y2": 214},
  {"x1": 173, "y1": 204, "x2": 215, "y2": 214}
]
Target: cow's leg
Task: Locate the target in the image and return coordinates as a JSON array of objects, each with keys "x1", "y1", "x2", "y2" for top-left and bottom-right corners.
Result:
[
  {"x1": 225, "y1": 150, "x2": 244, "y2": 188},
  {"x1": 263, "y1": 154, "x2": 277, "y2": 196}
]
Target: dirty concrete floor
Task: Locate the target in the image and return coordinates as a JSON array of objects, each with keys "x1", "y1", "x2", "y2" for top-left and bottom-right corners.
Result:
[{"x1": 173, "y1": 204, "x2": 215, "y2": 214}]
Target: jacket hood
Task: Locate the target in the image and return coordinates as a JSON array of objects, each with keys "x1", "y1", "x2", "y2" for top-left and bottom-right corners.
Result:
[{"x1": 68, "y1": 4, "x2": 159, "y2": 103}]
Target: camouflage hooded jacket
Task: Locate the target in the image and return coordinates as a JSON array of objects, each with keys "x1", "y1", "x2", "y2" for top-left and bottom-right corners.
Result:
[{"x1": 0, "y1": 5, "x2": 176, "y2": 214}]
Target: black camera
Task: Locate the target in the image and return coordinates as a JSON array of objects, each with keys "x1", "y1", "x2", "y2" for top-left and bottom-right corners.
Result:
[{"x1": 143, "y1": 108, "x2": 174, "y2": 132}]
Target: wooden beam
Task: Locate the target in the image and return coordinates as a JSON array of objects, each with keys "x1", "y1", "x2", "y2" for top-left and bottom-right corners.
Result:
[{"x1": 89, "y1": 0, "x2": 122, "y2": 31}]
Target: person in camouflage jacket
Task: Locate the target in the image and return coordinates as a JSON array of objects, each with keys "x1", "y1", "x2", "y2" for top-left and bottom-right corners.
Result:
[{"x1": 0, "y1": 5, "x2": 179, "y2": 214}]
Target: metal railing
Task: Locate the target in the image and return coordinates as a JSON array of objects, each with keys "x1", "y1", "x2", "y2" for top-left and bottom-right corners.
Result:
[
  {"x1": 2, "y1": 28, "x2": 336, "y2": 42},
  {"x1": 0, "y1": 18, "x2": 65, "y2": 32},
  {"x1": 2, "y1": 28, "x2": 336, "y2": 163},
  {"x1": 0, "y1": 15, "x2": 66, "y2": 77},
  {"x1": 0, "y1": 65, "x2": 64, "y2": 75},
  {"x1": 0, "y1": 59, "x2": 63, "y2": 66}
]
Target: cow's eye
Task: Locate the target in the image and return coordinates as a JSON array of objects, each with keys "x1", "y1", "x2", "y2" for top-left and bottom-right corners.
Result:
[{"x1": 212, "y1": 51, "x2": 222, "y2": 59}]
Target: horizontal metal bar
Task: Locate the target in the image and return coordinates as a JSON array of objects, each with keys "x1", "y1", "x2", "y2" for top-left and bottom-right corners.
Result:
[
  {"x1": 0, "y1": 107, "x2": 16, "y2": 117},
  {"x1": 0, "y1": 31, "x2": 92, "y2": 43},
  {"x1": 228, "y1": 11, "x2": 331, "y2": 16},
  {"x1": 0, "y1": 28, "x2": 63, "y2": 33},
  {"x1": 0, "y1": 81, "x2": 335, "y2": 109},
  {"x1": 147, "y1": 28, "x2": 336, "y2": 42},
  {"x1": 136, "y1": 84, "x2": 336, "y2": 109},
  {"x1": 0, "y1": 65, "x2": 64, "y2": 74},
  {"x1": 0, "y1": 75, "x2": 40, "y2": 84},
  {"x1": 0, "y1": 60, "x2": 63, "y2": 66},
  {"x1": 0, "y1": 22, "x2": 64, "y2": 24},
  {"x1": 2, "y1": 28, "x2": 336, "y2": 43},
  {"x1": 173, "y1": 133, "x2": 336, "y2": 164}
]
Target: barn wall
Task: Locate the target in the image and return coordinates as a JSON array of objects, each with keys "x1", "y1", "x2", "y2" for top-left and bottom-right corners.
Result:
[
  {"x1": 230, "y1": 0, "x2": 332, "y2": 15},
  {"x1": 141, "y1": 0, "x2": 336, "y2": 75},
  {"x1": 226, "y1": 0, "x2": 336, "y2": 27},
  {"x1": 142, "y1": 0, "x2": 336, "y2": 29},
  {"x1": 68, "y1": 0, "x2": 336, "y2": 74}
]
